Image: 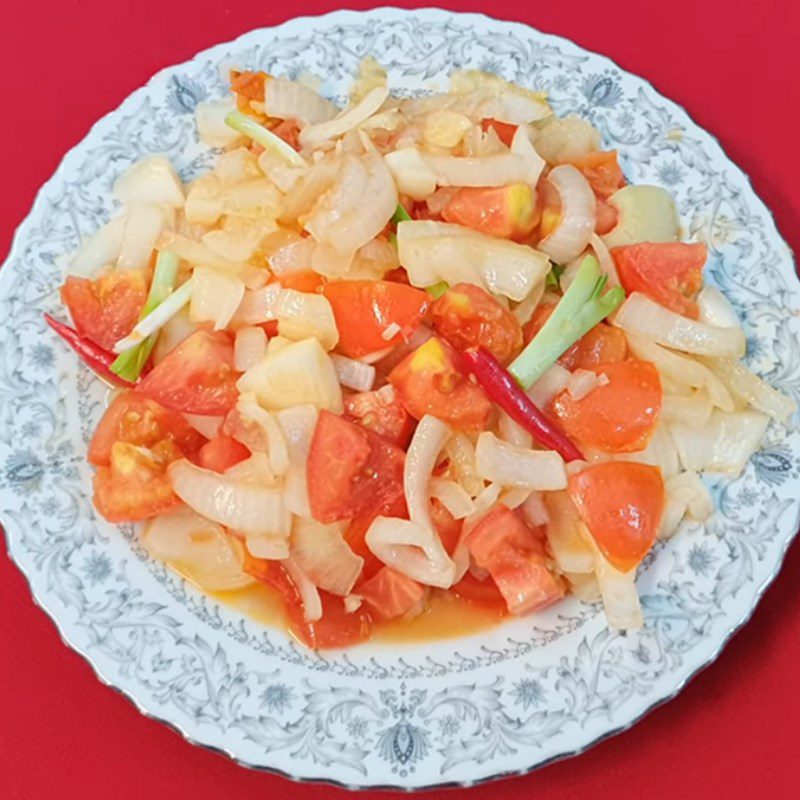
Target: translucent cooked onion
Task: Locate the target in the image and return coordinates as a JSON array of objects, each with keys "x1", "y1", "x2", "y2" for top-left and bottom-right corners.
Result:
[
  {"x1": 224, "y1": 452, "x2": 279, "y2": 485},
  {"x1": 276, "y1": 404, "x2": 319, "y2": 517},
  {"x1": 659, "y1": 471, "x2": 714, "y2": 540},
  {"x1": 299, "y1": 85, "x2": 390, "y2": 149},
  {"x1": 330, "y1": 353, "x2": 376, "y2": 391},
  {"x1": 152, "y1": 306, "x2": 198, "y2": 364},
  {"x1": 190, "y1": 267, "x2": 245, "y2": 330},
  {"x1": 544, "y1": 491, "x2": 594, "y2": 574},
  {"x1": 70, "y1": 215, "x2": 126, "y2": 274},
  {"x1": 230, "y1": 283, "x2": 282, "y2": 326},
  {"x1": 497, "y1": 486, "x2": 532, "y2": 510},
  {"x1": 697, "y1": 286, "x2": 740, "y2": 329},
  {"x1": 660, "y1": 391, "x2": 714, "y2": 427},
  {"x1": 533, "y1": 115, "x2": 601, "y2": 164},
  {"x1": 426, "y1": 152, "x2": 537, "y2": 188},
  {"x1": 429, "y1": 478, "x2": 475, "y2": 520},
  {"x1": 143, "y1": 507, "x2": 254, "y2": 591},
  {"x1": 522, "y1": 490, "x2": 549, "y2": 527},
  {"x1": 384, "y1": 146, "x2": 438, "y2": 200},
  {"x1": 185, "y1": 174, "x2": 223, "y2": 226},
  {"x1": 593, "y1": 546, "x2": 643, "y2": 630},
  {"x1": 669, "y1": 409, "x2": 769, "y2": 475},
  {"x1": 475, "y1": 432, "x2": 568, "y2": 491},
  {"x1": 195, "y1": 98, "x2": 242, "y2": 148},
  {"x1": 566, "y1": 571, "x2": 601, "y2": 603},
  {"x1": 183, "y1": 413, "x2": 224, "y2": 440},
  {"x1": 365, "y1": 516, "x2": 456, "y2": 589},
  {"x1": 268, "y1": 236, "x2": 316, "y2": 276},
  {"x1": 280, "y1": 156, "x2": 340, "y2": 224},
  {"x1": 118, "y1": 204, "x2": 168, "y2": 271},
  {"x1": 538, "y1": 165, "x2": 596, "y2": 265},
  {"x1": 567, "y1": 368, "x2": 604, "y2": 401},
  {"x1": 498, "y1": 410, "x2": 532, "y2": 449},
  {"x1": 291, "y1": 517, "x2": 364, "y2": 596},
  {"x1": 527, "y1": 363, "x2": 571, "y2": 408},
  {"x1": 275, "y1": 289, "x2": 339, "y2": 351},
  {"x1": 168, "y1": 459, "x2": 285, "y2": 535},
  {"x1": 283, "y1": 557, "x2": 322, "y2": 621},
  {"x1": 404, "y1": 414, "x2": 451, "y2": 530},
  {"x1": 445, "y1": 433, "x2": 484, "y2": 498},
  {"x1": 601, "y1": 185, "x2": 680, "y2": 249},
  {"x1": 245, "y1": 533, "x2": 290, "y2": 560},
  {"x1": 230, "y1": 395, "x2": 290, "y2": 475},
  {"x1": 615, "y1": 292, "x2": 746, "y2": 358},
  {"x1": 618, "y1": 424, "x2": 680, "y2": 480},
  {"x1": 113, "y1": 155, "x2": 185, "y2": 208},
  {"x1": 234, "y1": 326, "x2": 267, "y2": 372},
  {"x1": 265, "y1": 77, "x2": 337, "y2": 124}
]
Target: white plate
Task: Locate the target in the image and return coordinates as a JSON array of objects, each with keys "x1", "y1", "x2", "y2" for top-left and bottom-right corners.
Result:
[{"x1": 1, "y1": 8, "x2": 798, "y2": 790}]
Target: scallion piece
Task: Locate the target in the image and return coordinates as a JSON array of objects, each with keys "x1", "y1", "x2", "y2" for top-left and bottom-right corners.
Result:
[{"x1": 224, "y1": 110, "x2": 307, "y2": 167}]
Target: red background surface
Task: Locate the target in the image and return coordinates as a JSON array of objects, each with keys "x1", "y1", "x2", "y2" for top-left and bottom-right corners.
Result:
[{"x1": 1, "y1": 2, "x2": 799, "y2": 798}]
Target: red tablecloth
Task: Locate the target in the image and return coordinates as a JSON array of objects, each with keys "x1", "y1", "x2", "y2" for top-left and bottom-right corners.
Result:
[{"x1": 1, "y1": 2, "x2": 799, "y2": 798}]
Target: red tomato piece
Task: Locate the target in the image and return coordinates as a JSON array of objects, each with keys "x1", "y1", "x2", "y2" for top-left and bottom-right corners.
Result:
[
  {"x1": 466, "y1": 505, "x2": 544, "y2": 565},
  {"x1": 198, "y1": 434, "x2": 250, "y2": 473},
  {"x1": 359, "y1": 567, "x2": 426, "y2": 621},
  {"x1": 388, "y1": 337, "x2": 492, "y2": 431},
  {"x1": 323, "y1": 280, "x2": 430, "y2": 358},
  {"x1": 595, "y1": 197, "x2": 619, "y2": 235},
  {"x1": 307, "y1": 411, "x2": 406, "y2": 524},
  {"x1": 568, "y1": 462, "x2": 665, "y2": 571},
  {"x1": 61, "y1": 269, "x2": 149, "y2": 351},
  {"x1": 275, "y1": 270, "x2": 326, "y2": 293},
  {"x1": 522, "y1": 304, "x2": 627, "y2": 371},
  {"x1": 270, "y1": 118, "x2": 301, "y2": 151},
  {"x1": 139, "y1": 330, "x2": 239, "y2": 416},
  {"x1": 343, "y1": 385, "x2": 416, "y2": 448},
  {"x1": 88, "y1": 390, "x2": 206, "y2": 467},
  {"x1": 550, "y1": 360, "x2": 662, "y2": 453},
  {"x1": 430, "y1": 497, "x2": 463, "y2": 555},
  {"x1": 612, "y1": 242, "x2": 707, "y2": 319},
  {"x1": 430, "y1": 283, "x2": 523, "y2": 365},
  {"x1": 450, "y1": 572, "x2": 508, "y2": 609},
  {"x1": 569, "y1": 150, "x2": 626, "y2": 198},
  {"x1": 441, "y1": 184, "x2": 539, "y2": 241},
  {"x1": 481, "y1": 118, "x2": 517, "y2": 147},
  {"x1": 93, "y1": 441, "x2": 182, "y2": 523}
]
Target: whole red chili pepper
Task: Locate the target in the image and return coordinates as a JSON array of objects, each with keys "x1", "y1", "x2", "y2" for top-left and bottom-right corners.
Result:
[
  {"x1": 461, "y1": 346, "x2": 584, "y2": 462},
  {"x1": 44, "y1": 313, "x2": 135, "y2": 388}
]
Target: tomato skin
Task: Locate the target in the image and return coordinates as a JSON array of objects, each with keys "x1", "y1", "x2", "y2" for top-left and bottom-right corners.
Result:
[
  {"x1": 359, "y1": 567, "x2": 426, "y2": 621},
  {"x1": 93, "y1": 441, "x2": 182, "y2": 523},
  {"x1": 271, "y1": 118, "x2": 301, "y2": 151},
  {"x1": 88, "y1": 391, "x2": 206, "y2": 468},
  {"x1": 451, "y1": 572, "x2": 508, "y2": 609},
  {"x1": 568, "y1": 462, "x2": 664, "y2": 571},
  {"x1": 522, "y1": 304, "x2": 627, "y2": 370},
  {"x1": 481, "y1": 118, "x2": 517, "y2": 147},
  {"x1": 389, "y1": 337, "x2": 493, "y2": 431},
  {"x1": 612, "y1": 242, "x2": 707, "y2": 319},
  {"x1": 61, "y1": 270, "x2": 149, "y2": 351},
  {"x1": 550, "y1": 360, "x2": 662, "y2": 453},
  {"x1": 441, "y1": 184, "x2": 539, "y2": 241},
  {"x1": 307, "y1": 411, "x2": 406, "y2": 524},
  {"x1": 198, "y1": 434, "x2": 250, "y2": 473},
  {"x1": 595, "y1": 197, "x2": 619, "y2": 234},
  {"x1": 430, "y1": 283, "x2": 523, "y2": 365},
  {"x1": 569, "y1": 150, "x2": 626, "y2": 198},
  {"x1": 139, "y1": 330, "x2": 239, "y2": 416},
  {"x1": 323, "y1": 280, "x2": 430, "y2": 358},
  {"x1": 344, "y1": 386, "x2": 416, "y2": 448}
]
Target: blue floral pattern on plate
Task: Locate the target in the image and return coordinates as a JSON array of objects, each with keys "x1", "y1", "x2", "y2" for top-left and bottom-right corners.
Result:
[{"x1": 1, "y1": 8, "x2": 798, "y2": 790}]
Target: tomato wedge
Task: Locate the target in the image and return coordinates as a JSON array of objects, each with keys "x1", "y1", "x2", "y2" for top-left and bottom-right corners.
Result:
[
  {"x1": 550, "y1": 360, "x2": 662, "y2": 453},
  {"x1": 568, "y1": 462, "x2": 664, "y2": 571},
  {"x1": 430, "y1": 283, "x2": 523, "y2": 364},
  {"x1": 430, "y1": 497, "x2": 463, "y2": 555},
  {"x1": 569, "y1": 150, "x2": 626, "y2": 198},
  {"x1": 481, "y1": 118, "x2": 517, "y2": 147},
  {"x1": 139, "y1": 330, "x2": 239, "y2": 415},
  {"x1": 359, "y1": 567, "x2": 426, "y2": 621},
  {"x1": 323, "y1": 280, "x2": 429, "y2": 358},
  {"x1": 595, "y1": 197, "x2": 619, "y2": 235},
  {"x1": 389, "y1": 337, "x2": 492, "y2": 431},
  {"x1": 88, "y1": 391, "x2": 206, "y2": 467},
  {"x1": 343, "y1": 385, "x2": 416, "y2": 448},
  {"x1": 451, "y1": 572, "x2": 507, "y2": 609},
  {"x1": 612, "y1": 242, "x2": 707, "y2": 319},
  {"x1": 197, "y1": 434, "x2": 250, "y2": 473},
  {"x1": 61, "y1": 269, "x2": 149, "y2": 351},
  {"x1": 93, "y1": 441, "x2": 182, "y2": 523},
  {"x1": 441, "y1": 184, "x2": 539, "y2": 241},
  {"x1": 307, "y1": 411, "x2": 406, "y2": 524}
]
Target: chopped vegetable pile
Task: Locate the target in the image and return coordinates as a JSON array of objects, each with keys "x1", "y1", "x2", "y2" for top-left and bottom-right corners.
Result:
[{"x1": 48, "y1": 60, "x2": 796, "y2": 648}]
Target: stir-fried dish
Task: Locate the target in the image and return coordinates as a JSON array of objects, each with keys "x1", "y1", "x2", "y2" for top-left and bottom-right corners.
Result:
[{"x1": 49, "y1": 60, "x2": 795, "y2": 648}]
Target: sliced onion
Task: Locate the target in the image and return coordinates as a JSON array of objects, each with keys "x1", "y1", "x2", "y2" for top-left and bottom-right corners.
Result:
[
  {"x1": 231, "y1": 395, "x2": 290, "y2": 475},
  {"x1": 624, "y1": 331, "x2": 734, "y2": 411},
  {"x1": 659, "y1": 471, "x2": 714, "y2": 540},
  {"x1": 300, "y1": 85, "x2": 390, "y2": 149},
  {"x1": 512, "y1": 282, "x2": 546, "y2": 325},
  {"x1": 533, "y1": 115, "x2": 601, "y2": 164},
  {"x1": 567, "y1": 368, "x2": 603, "y2": 400},
  {"x1": 143, "y1": 507, "x2": 254, "y2": 591},
  {"x1": 593, "y1": 546, "x2": 643, "y2": 630},
  {"x1": 113, "y1": 155, "x2": 184, "y2": 208},
  {"x1": 425, "y1": 152, "x2": 535, "y2": 188},
  {"x1": 601, "y1": 185, "x2": 680, "y2": 249},
  {"x1": 429, "y1": 478, "x2": 475, "y2": 520},
  {"x1": 283, "y1": 557, "x2": 322, "y2": 622},
  {"x1": 544, "y1": 491, "x2": 595, "y2": 573},
  {"x1": 384, "y1": 146, "x2": 437, "y2": 200},
  {"x1": 224, "y1": 452, "x2": 279, "y2": 485},
  {"x1": 70, "y1": 215, "x2": 126, "y2": 274},
  {"x1": 365, "y1": 516, "x2": 456, "y2": 588},
  {"x1": 615, "y1": 292, "x2": 746, "y2": 358},
  {"x1": 265, "y1": 77, "x2": 337, "y2": 124},
  {"x1": 538, "y1": 165, "x2": 596, "y2": 265},
  {"x1": 275, "y1": 288, "x2": 339, "y2": 351},
  {"x1": 527, "y1": 362, "x2": 571, "y2": 408},
  {"x1": 117, "y1": 204, "x2": 168, "y2": 271},
  {"x1": 245, "y1": 533, "x2": 290, "y2": 561},
  {"x1": 566, "y1": 571, "x2": 601, "y2": 603},
  {"x1": 183, "y1": 413, "x2": 224, "y2": 439},
  {"x1": 498, "y1": 410, "x2": 532, "y2": 449},
  {"x1": 618, "y1": 424, "x2": 680, "y2": 480},
  {"x1": 589, "y1": 233, "x2": 620, "y2": 287},
  {"x1": 157, "y1": 231, "x2": 245, "y2": 274},
  {"x1": 280, "y1": 156, "x2": 340, "y2": 224},
  {"x1": 152, "y1": 306, "x2": 198, "y2": 364},
  {"x1": 701, "y1": 357, "x2": 796, "y2": 423},
  {"x1": 445, "y1": 433, "x2": 484, "y2": 497},
  {"x1": 661, "y1": 391, "x2": 714, "y2": 426},
  {"x1": 330, "y1": 353, "x2": 376, "y2": 391},
  {"x1": 475, "y1": 432, "x2": 567, "y2": 490},
  {"x1": 344, "y1": 594, "x2": 363, "y2": 613},
  {"x1": 190, "y1": 267, "x2": 245, "y2": 330},
  {"x1": 234, "y1": 326, "x2": 267, "y2": 372},
  {"x1": 461, "y1": 483, "x2": 501, "y2": 538},
  {"x1": 268, "y1": 236, "x2": 315, "y2": 276},
  {"x1": 276, "y1": 404, "x2": 319, "y2": 517},
  {"x1": 670, "y1": 409, "x2": 769, "y2": 475},
  {"x1": 185, "y1": 174, "x2": 223, "y2": 226},
  {"x1": 405, "y1": 414, "x2": 451, "y2": 530},
  {"x1": 522, "y1": 490, "x2": 549, "y2": 527},
  {"x1": 697, "y1": 286, "x2": 740, "y2": 329},
  {"x1": 168, "y1": 458, "x2": 285, "y2": 535},
  {"x1": 230, "y1": 283, "x2": 282, "y2": 326},
  {"x1": 291, "y1": 517, "x2": 363, "y2": 596},
  {"x1": 498, "y1": 486, "x2": 532, "y2": 510},
  {"x1": 195, "y1": 98, "x2": 242, "y2": 148},
  {"x1": 510, "y1": 125, "x2": 546, "y2": 186}
]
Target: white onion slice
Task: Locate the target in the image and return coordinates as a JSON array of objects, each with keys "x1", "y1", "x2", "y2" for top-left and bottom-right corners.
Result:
[
  {"x1": 618, "y1": 424, "x2": 680, "y2": 480},
  {"x1": 659, "y1": 471, "x2": 714, "y2": 540},
  {"x1": 190, "y1": 268, "x2": 245, "y2": 331},
  {"x1": 234, "y1": 326, "x2": 267, "y2": 372},
  {"x1": 498, "y1": 410, "x2": 533, "y2": 449},
  {"x1": 697, "y1": 286, "x2": 740, "y2": 329},
  {"x1": 567, "y1": 368, "x2": 604, "y2": 401},
  {"x1": 195, "y1": 98, "x2": 242, "y2": 148},
  {"x1": 498, "y1": 486, "x2": 532, "y2": 510},
  {"x1": 275, "y1": 289, "x2": 339, "y2": 351},
  {"x1": 594, "y1": 546, "x2": 643, "y2": 630},
  {"x1": 538, "y1": 165, "x2": 596, "y2": 265},
  {"x1": 426, "y1": 152, "x2": 537, "y2": 188},
  {"x1": 527, "y1": 362, "x2": 571, "y2": 408},
  {"x1": 276, "y1": 404, "x2": 319, "y2": 517},
  {"x1": 330, "y1": 353, "x2": 376, "y2": 391},
  {"x1": 70, "y1": 215, "x2": 127, "y2": 275},
  {"x1": 445, "y1": 433, "x2": 484, "y2": 498},
  {"x1": 602, "y1": 185, "x2": 680, "y2": 249},
  {"x1": 291, "y1": 517, "x2": 363, "y2": 596},
  {"x1": 661, "y1": 392, "x2": 714, "y2": 427},
  {"x1": 384, "y1": 146, "x2": 438, "y2": 200},
  {"x1": 113, "y1": 155, "x2": 184, "y2": 208},
  {"x1": 265, "y1": 77, "x2": 337, "y2": 124},
  {"x1": 404, "y1": 414, "x2": 451, "y2": 531},
  {"x1": 230, "y1": 283, "x2": 282, "y2": 326},
  {"x1": 544, "y1": 491, "x2": 594, "y2": 574},
  {"x1": 283, "y1": 557, "x2": 322, "y2": 622},
  {"x1": 245, "y1": 533, "x2": 290, "y2": 561},
  {"x1": 300, "y1": 85, "x2": 389, "y2": 148},
  {"x1": 566, "y1": 572, "x2": 601, "y2": 603},
  {"x1": 475, "y1": 433, "x2": 567, "y2": 490},
  {"x1": 429, "y1": 478, "x2": 475, "y2": 520},
  {"x1": 365, "y1": 517, "x2": 456, "y2": 589},
  {"x1": 117, "y1": 204, "x2": 167, "y2": 271},
  {"x1": 183, "y1": 413, "x2": 224, "y2": 440},
  {"x1": 522, "y1": 490, "x2": 549, "y2": 528},
  {"x1": 615, "y1": 292, "x2": 746, "y2": 358}
]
